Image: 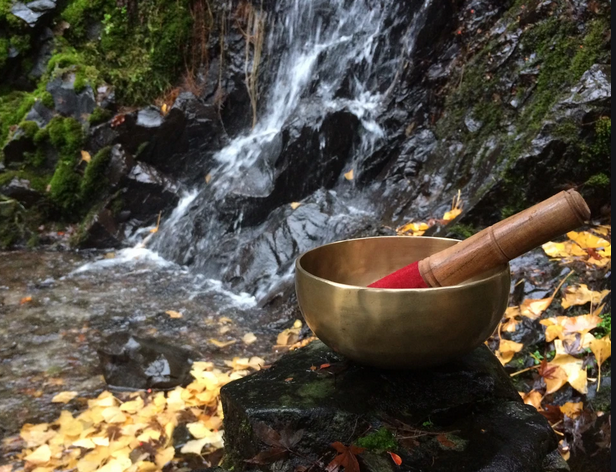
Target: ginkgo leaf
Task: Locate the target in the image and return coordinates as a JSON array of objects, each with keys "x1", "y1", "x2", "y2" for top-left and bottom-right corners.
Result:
[
  {"x1": 209, "y1": 338, "x2": 236, "y2": 348},
  {"x1": 540, "y1": 314, "x2": 602, "y2": 342},
  {"x1": 443, "y1": 208, "x2": 461, "y2": 221},
  {"x1": 51, "y1": 391, "x2": 78, "y2": 403},
  {"x1": 559, "y1": 402, "x2": 583, "y2": 419},
  {"x1": 495, "y1": 339, "x2": 524, "y2": 365},
  {"x1": 119, "y1": 397, "x2": 144, "y2": 413},
  {"x1": 344, "y1": 169, "x2": 354, "y2": 181},
  {"x1": 242, "y1": 332, "x2": 257, "y2": 345},
  {"x1": 520, "y1": 272, "x2": 572, "y2": 319},
  {"x1": 24, "y1": 444, "x2": 51, "y2": 464},
  {"x1": 155, "y1": 446, "x2": 175, "y2": 468},
  {"x1": 397, "y1": 222, "x2": 430, "y2": 236},
  {"x1": 590, "y1": 337, "x2": 611, "y2": 391},
  {"x1": 180, "y1": 437, "x2": 211, "y2": 455},
  {"x1": 519, "y1": 390, "x2": 543, "y2": 410},
  {"x1": 80, "y1": 150, "x2": 91, "y2": 163},
  {"x1": 542, "y1": 241, "x2": 587, "y2": 258},
  {"x1": 205, "y1": 173, "x2": 212, "y2": 184},
  {"x1": 165, "y1": 310, "x2": 183, "y2": 319},
  {"x1": 567, "y1": 231, "x2": 610, "y2": 249},
  {"x1": 72, "y1": 438, "x2": 96, "y2": 449},
  {"x1": 543, "y1": 364, "x2": 568, "y2": 394},
  {"x1": 290, "y1": 202, "x2": 301, "y2": 210},
  {"x1": 561, "y1": 284, "x2": 610, "y2": 308},
  {"x1": 550, "y1": 350, "x2": 587, "y2": 394},
  {"x1": 502, "y1": 306, "x2": 522, "y2": 332}
]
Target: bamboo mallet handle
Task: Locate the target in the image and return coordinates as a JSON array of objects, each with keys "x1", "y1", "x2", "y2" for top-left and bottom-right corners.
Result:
[{"x1": 418, "y1": 190, "x2": 591, "y2": 287}]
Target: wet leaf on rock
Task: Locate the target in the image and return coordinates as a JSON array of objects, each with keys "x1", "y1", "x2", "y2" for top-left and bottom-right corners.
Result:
[{"x1": 326, "y1": 442, "x2": 365, "y2": 472}]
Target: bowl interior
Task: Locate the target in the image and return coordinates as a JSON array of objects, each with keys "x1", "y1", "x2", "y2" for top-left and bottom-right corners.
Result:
[{"x1": 298, "y1": 236, "x2": 502, "y2": 287}]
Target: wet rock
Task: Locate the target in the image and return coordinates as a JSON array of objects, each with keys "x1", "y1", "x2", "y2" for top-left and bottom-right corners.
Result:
[
  {"x1": 2, "y1": 130, "x2": 36, "y2": 168},
  {"x1": 105, "y1": 144, "x2": 135, "y2": 188},
  {"x1": 25, "y1": 99, "x2": 55, "y2": 128},
  {"x1": 11, "y1": 0, "x2": 56, "y2": 28},
  {"x1": 98, "y1": 333, "x2": 194, "y2": 390},
  {"x1": 46, "y1": 77, "x2": 96, "y2": 122},
  {"x1": 221, "y1": 341, "x2": 559, "y2": 472},
  {"x1": 119, "y1": 162, "x2": 180, "y2": 221},
  {"x1": 77, "y1": 208, "x2": 123, "y2": 249},
  {"x1": 30, "y1": 27, "x2": 54, "y2": 79},
  {"x1": 0, "y1": 178, "x2": 42, "y2": 208}
]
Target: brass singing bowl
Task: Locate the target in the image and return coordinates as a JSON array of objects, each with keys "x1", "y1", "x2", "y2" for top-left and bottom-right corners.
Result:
[{"x1": 295, "y1": 236, "x2": 510, "y2": 369}]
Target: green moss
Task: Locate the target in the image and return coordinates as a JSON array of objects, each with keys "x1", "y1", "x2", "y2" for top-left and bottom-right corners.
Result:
[
  {"x1": 47, "y1": 116, "x2": 85, "y2": 156},
  {"x1": 585, "y1": 173, "x2": 610, "y2": 188},
  {"x1": 41, "y1": 91, "x2": 54, "y2": 109},
  {"x1": 355, "y1": 427, "x2": 397, "y2": 452},
  {"x1": 0, "y1": 38, "x2": 8, "y2": 70},
  {"x1": 0, "y1": 170, "x2": 17, "y2": 187},
  {"x1": 0, "y1": 92, "x2": 36, "y2": 149},
  {"x1": 80, "y1": 146, "x2": 111, "y2": 200},
  {"x1": 33, "y1": 127, "x2": 48, "y2": 145},
  {"x1": 570, "y1": 19, "x2": 610, "y2": 80},
  {"x1": 448, "y1": 223, "x2": 477, "y2": 239},
  {"x1": 296, "y1": 378, "x2": 336, "y2": 400},
  {"x1": 49, "y1": 159, "x2": 81, "y2": 213},
  {"x1": 19, "y1": 121, "x2": 39, "y2": 139},
  {"x1": 88, "y1": 107, "x2": 113, "y2": 126}
]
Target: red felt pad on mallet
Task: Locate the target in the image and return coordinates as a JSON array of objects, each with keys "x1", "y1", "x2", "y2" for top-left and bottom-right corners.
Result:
[{"x1": 368, "y1": 261, "x2": 429, "y2": 289}]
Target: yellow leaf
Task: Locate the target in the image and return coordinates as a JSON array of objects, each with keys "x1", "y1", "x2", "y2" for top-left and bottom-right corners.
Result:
[
  {"x1": 187, "y1": 422, "x2": 211, "y2": 439},
  {"x1": 540, "y1": 314, "x2": 602, "y2": 342},
  {"x1": 161, "y1": 103, "x2": 169, "y2": 115},
  {"x1": 590, "y1": 337, "x2": 611, "y2": 391},
  {"x1": 155, "y1": 447, "x2": 175, "y2": 468},
  {"x1": 119, "y1": 396, "x2": 144, "y2": 413},
  {"x1": 101, "y1": 406, "x2": 127, "y2": 424},
  {"x1": 209, "y1": 338, "x2": 236, "y2": 348},
  {"x1": 495, "y1": 339, "x2": 523, "y2": 365},
  {"x1": 80, "y1": 150, "x2": 91, "y2": 163},
  {"x1": 290, "y1": 202, "x2": 301, "y2": 210},
  {"x1": 561, "y1": 284, "x2": 610, "y2": 309},
  {"x1": 98, "y1": 457, "x2": 132, "y2": 472},
  {"x1": 519, "y1": 390, "x2": 543, "y2": 410},
  {"x1": 72, "y1": 438, "x2": 96, "y2": 449},
  {"x1": 218, "y1": 316, "x2": 233, "y2": 324},
  {"x1": 205, "y1": 173, "x2": 212, "y2": 184},
  {"x1": 149, "y1": 212, "x2": 162, "y2": 234},
  {"x1": 550, "y1": 353, "x2": 587, "y2": 394},
  {"x1": 242, "y1": 332, "x2": 257, "y2": 345},
  {"x1": 92, "y1": 437, "x2": 110, "y2": 447},
  {"x1": 544, "y1": 365, "x2": 568, "y2": 394},
  {"x1": 567, "y1": 231, "x2": 610, "y2": 249},
  {"x1": 520, "y1": 298, "x2": 552, "y2": 320},
  {"x1": 344, "y1": 169, "x2": 354, "y2": 181},
  {"x1": 559, "y1": 402, "x2": 584, "y2": 419},
  {"x1": 165, "y1": 310, "x2": 183, "y2": 319},
  {"x1": 51, "y1": 391, "x2": 78, "y2": 403},
  {"x1": 24, "y1": 444, "x2": 51, "y2": 464},
  {"x1": 542, "y1": 241, "x2": 587, "y2": 258},
  {"x1": 293, "y1": 319, "x2": 302, "y2": 329},
  {"x1": 136, "y1": 429, "x2": 161, "y2": 442},
  {"x1": 180, "y1": 437, "x2": 210, "y2": 455},
  {"x1": 442, "y1": 208, "x2": 461, "y2": 221}
]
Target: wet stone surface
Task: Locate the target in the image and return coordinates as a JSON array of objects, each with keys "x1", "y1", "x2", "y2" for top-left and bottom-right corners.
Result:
[
  {"x1": 221, "y1": 341, "x2": 565, "y2": 472},
  {"x1": 0, "y1": 250, "x2": 300, "y2": 438}
]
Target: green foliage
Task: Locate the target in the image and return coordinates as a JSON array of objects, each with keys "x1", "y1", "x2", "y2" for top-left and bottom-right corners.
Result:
[
  {"x1": 49, "y1": 158, "x2": 81, "y2": 212},
  {"x1": 595, "y1": 312, "x2": 611, "y2": 339},
  {"x1": 448, "y1": 223, "x2": 477, "y2": 239},
  {"x1": 19, "y1": 120, "x2": 39, "y2": 139},
  {"x1": 61, "y1": 0, "x2": 114, "y2": 41},
  {"x1": 41, "y1": 91, "x2": 54, "y2": 109},
  {"x1": 88, "y1": 107, "x2": 112, "y2": 126},
  {"x1": 585, "y1": 173, "x2": 610, "y2": 188},
  {"x1": 80, "y1": 146, "x2": 111, "y2": 201},
  {"x1": 0, "y1": 92, "x2": 35, "y2": 150},
  {"x1": 47, "y1": 116, "x2": 84, "y2": 156},
  {"x1": 355, "y1": 427, "x2": 397, "y2": 452},
  {"x1": 0, "y1": 38, "x2": 8, "y2": 69},
  {"x1": 570, "y1": 19, "x2": 610, "y2": 80}
]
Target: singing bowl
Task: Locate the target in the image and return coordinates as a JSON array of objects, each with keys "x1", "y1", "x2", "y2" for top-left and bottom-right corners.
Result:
[{"x1": 295, "y1": 236, "x2": 510, "y2": 369}]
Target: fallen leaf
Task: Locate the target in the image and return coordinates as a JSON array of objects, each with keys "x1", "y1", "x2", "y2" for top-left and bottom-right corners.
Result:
[
  {"x1": 436, "y1": 434, "x2": 456, "y2": 449},
  {"x1": 326, "y1": 442, "x2": 364, "y2": 472},
  {"x1": 567, "y1": 231, "x2": 610, "y2": 249},
  {"x1": 559, "y1": 402, "x2": 583, "y2": 419},
  {"x1": 290, "y1": 202, "x2": 301, "y2": 210},
  {"x1": 344, "y1": 169, "x2": 354, "y2": 181},
  {"x1": 561, "y1": 285, "x2": 610, "y2": 309},
  {"x1": 209, "y1": 339, "x2": 236, "y2": 348},
  {"x1": 540, "y1": 314, "x2": 602, "y2": 342},
  {"x1": 542, "y1": 241, "x2": 587, "y2": 258},
  {"x1": 320, "y1": 363, "x2": 331, "y2": 369},
  {"x1": 24, "y1": 444, "x2": 51, "y2": 464},
  {"x1": 155, "y1": 446, "x2": 175, "y2": 468},
  {"x1": 495, "y1": 339, "x2": 524, "y2": 365},
  {"x1": 165, "y1": 310, "x2": 183, "y2": 319},
  {"x1": 502, "y1": 306, "x2": 522, "y2": 332},
  {"x1": 80, "y1": 150, "x2": 91, "y2": 163},
  {"x1": 20, "y1": 296, "x2": 32, "y2": 305},
  {"x1": 443, "y1": 208, "x2": 461, "y2": 221},
  {"x1": 242, "y1": 332, "x2": 257, "y2": 345},
  {"x1": 180, "y1": 437, "x2": 211, "y2": 455},
  {"x1": 149, "y1": 212, "x2": 162, "y2": 234},
  {"x1": 549, "y1": 347, "x2": 587, "y2": 394},
  {"x1": 388, "y1": 451, "x2": 402, "y2": 465},
  {"x1": 519, "y1": 390, "x2": 543, "y2": 410},
  {"x1": 520, "y1": 272, "x2": 572, "y2": 319},
  {"x1": 161, "y1": 103, "x2": 169, "y2": 115},
  {"x1": 205, "y1": 173, "x2": 212, "y2": 184},
  {"x1": 51, "y1": 391, "x2": 78, "y2": 403},
  {"x1": 590, "y1": 337, "x2": 611, "y2": 391}
]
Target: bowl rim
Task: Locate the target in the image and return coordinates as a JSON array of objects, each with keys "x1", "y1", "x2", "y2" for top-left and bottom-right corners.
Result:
[{"x1": 295, "y1": 235, "x2": 510, "y2": 292}]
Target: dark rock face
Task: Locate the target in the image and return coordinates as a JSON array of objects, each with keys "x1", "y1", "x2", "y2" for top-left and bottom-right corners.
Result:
[
  {"x1": 11, "y1": 0, "x2": 57, "y2": 28},
  {"x1": 46, "y1": 77, "x2": 96, "y2": 122},
  {"x1": 78, "y1": 208, "x2": 123, "y2": 249},
  {"x1": 2, "y1": 130, "x2": 36, "y2": 168},
  {"x1": 0, "y1": 178, "x2": 42, "y2": 208},
  {"x1": 97, "y1": 333, "x2": 194, "y2": 390},
  {"x1": 221, "y1": 341, "x2": 563, "y2": 472}
]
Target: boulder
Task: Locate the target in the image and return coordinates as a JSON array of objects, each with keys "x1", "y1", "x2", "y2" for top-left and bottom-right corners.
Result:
[
  {"x1": 97, "y1": 333, "x2": 194, "y2": 390},
  {"x1": 77, "y1": 208, "x2": 123, "y2": 249},
  {"x1": 2, "y1": 129, "x2": 36, "y2": 168},
  {"x1": 24, "y1": 99, "x2": 55, "y2": 128},
  {"x1": 0, "y1": 178, "x2": 42, "y2": 208},
  {"x1": 221, "y1": 341, "x2": 564, "y2": 472},
  {"x1": 11, "y1": 0, "x2": 56, "y2": 28},
  {"x1": 46, "y1": 76, "x2": 96, "y2": 122}
]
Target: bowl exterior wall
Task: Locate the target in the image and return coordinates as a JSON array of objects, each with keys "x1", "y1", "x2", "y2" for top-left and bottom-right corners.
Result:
[{"x1": 295, "y1": 237, "x2": 510, "y2": 369}]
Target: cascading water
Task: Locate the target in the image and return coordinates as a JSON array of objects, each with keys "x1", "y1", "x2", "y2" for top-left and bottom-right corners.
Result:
[{"x1": 131, "y1": 0, "x2": 432, "y2": 303}]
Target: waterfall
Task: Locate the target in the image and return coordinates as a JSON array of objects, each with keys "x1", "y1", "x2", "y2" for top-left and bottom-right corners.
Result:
[{"x1": 146, "y1": 0, "x2": 433, "y2": 301}]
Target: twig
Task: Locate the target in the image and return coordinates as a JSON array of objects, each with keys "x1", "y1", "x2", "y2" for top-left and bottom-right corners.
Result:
[{"x1": 510, "y1": 365, "x2": 540, "y2": 377}]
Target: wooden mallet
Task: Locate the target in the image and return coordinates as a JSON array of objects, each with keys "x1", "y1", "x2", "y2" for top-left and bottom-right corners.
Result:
[{"x1": 368, "y1": 190, "x2": 591, "y2": 289}]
